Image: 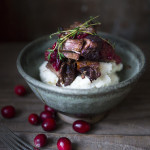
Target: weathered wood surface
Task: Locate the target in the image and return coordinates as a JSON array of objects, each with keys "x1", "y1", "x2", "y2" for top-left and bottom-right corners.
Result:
[{"x1": 0, "y1": 42, "x2": 150, "y2": 150}]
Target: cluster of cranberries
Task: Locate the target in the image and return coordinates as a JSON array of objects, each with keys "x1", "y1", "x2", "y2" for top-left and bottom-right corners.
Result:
[
  {"x1": 1, "y1": 85, "x2": 91, "y2": 150},
  {"x1": 28, "y1": 105, "x2": 74, "y2": 149},
  {"x1": 45, "y1": 43, "x2": 62, "y2": 71},
  {"x1": 30, "y1": 105, "x2": 90, "y2": 149},
  {"x1": 28, "y1": 105, "x2": 56, "y2": 131}
]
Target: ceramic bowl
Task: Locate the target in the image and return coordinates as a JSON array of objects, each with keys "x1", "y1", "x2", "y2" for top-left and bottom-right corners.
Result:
[{"x1": 17, "y1": 32, "x2": 145, "y2": 120}]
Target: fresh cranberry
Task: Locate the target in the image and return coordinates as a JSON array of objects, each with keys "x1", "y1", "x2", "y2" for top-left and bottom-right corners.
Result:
[
  {"x1": 1, "y1": 105, "x2": 16, "y2": 118},
  {"x1": 57, "y1": 137, "x2": 72, "y2": 150},
  {"x1": 72, "y1": 120, "x2": 91, "y2": 133},
  {"x1": 44, "y1": 105, "x2": 56, "y2": 114},
  {"x1": 14, "y1": 85, "x2": 26, "y2": 96},
  {"x1": 28, "y1": 114, "x2": 40, "y2": 125},
  {"x1": 34, "y1": 134, "x2": 47, "y2": 148},
  {"x1": 42, "y1": 118, "x2": 56, "y2": 131},
  {"x1": 40, "y1": 111, "x2": 54, "y2": 121}
]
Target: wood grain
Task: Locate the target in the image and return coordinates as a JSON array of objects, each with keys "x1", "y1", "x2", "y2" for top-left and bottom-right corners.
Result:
[{"x1": 0, "y1": 42, "x2": 150, "y2": 149}]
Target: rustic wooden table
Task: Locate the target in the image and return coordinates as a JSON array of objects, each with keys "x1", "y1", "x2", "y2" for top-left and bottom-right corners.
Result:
[{"x1": 0, "y1": 42, "x2": 149, "y2": 150}]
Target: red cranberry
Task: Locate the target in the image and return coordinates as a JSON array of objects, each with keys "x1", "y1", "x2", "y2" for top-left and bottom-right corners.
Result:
[
  {"x1": 40, "y1": 111, "x2": 54, "y2": 121},
  {"x1": 52, "y1": 58, "x2": 61, "y2": 71},
  {"x1": 28, "y1": 114, "x2": 40, "y2": 125},
  {"x1": 52, "y1": 42, "x2": 57, "y2": 49},
  {"x1": 72, "y1": 120, "x2": 91, "y2": 133},
  {"x1": 44, "y1": 105, "x2": 56, "y2": 114},
  {"x1": 1, "y1": 105, "x2": 16, "y2": 118},
  {"x1": 42, "y1": 118, "x2": 56, "y2": 131},
  {"x1": 57, "y1": 137, "x2": 72, "y2": 150},
  {"x1": 34, "y1": 134, "x2": 47, "y2": 148},
  {"x1": 45, "y1": 48, "x2": 58, "y2": 62},
  {"x1": 14, "y1": 85, "x2": 26, "y2": 96},
  {"x1": 45, "y1": 45, "x2": 62, "y2": 71}
]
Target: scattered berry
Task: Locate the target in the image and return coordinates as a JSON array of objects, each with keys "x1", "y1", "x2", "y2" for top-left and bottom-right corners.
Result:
[
  {"x1": 42, "y1": 118, "x2": 56, "y2": 131},
  {"x1": 57, "y1": 137, "x2": 72, "y2": 150},
  {"x1": 1, "y1": 105, "x2": 16, "y2": 118},
  {"x1": 44, "y1": 105, "x2": 56, "y2": 114},
  {"x1": 40, "y1": 111, "x2": 54, "y2": 121},
  {"x1": 34, "y1": 134, "x2": 47, "y2": 148},
  {"x1": 28, "y1": 114, "x2": 40, "y2": 125},
  {"x1": 72, "y1": 120, "x2": 91, "y2": 133},
  {"x1": 14, "y1": 85, "x2": 26, "y2": 96}
]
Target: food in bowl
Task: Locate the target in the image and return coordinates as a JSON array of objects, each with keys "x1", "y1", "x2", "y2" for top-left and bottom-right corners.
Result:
[
  {"x1": 39, "y1": 16, "x2": 123, "y2": 89},
  {"x1": 17, "y1": 18, "x2": 145, "y2": 116}
]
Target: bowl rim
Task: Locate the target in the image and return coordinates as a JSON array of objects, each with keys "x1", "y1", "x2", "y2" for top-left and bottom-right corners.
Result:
[{"x1": 16, "y1": 32, "x2": 146, "y2": 95}]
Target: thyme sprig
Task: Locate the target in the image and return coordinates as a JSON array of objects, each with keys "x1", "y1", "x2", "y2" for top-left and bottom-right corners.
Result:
[{"x1": 47, "y1": 16, "x2": 101, "y2": 61}]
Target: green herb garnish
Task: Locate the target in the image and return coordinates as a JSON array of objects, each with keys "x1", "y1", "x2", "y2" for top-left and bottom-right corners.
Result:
[{"x1": 47, "y1": 16, "x2": 101, "y2": 61}]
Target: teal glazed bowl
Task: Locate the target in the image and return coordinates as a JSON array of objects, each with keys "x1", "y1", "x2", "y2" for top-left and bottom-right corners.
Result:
[{"x1": 17, "y1": 32, "x2": 145, "y2": 121}]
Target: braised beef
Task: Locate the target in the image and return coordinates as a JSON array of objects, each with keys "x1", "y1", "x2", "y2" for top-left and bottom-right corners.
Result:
[
  {"x1": 62, "y1": 39, "x2": 83, "y2": 53},
  {"x1": 54, "y1": 60, "x2": 76, "y2": 86},
  {"x1": 61, "y1": 39, "x2": 83, "y2": 60},
  {"x1": 81, "y1": 35, "x2": 102, "y2": 61},
  {"x1": 61, "y1": 35, "x2": 103, "y2": 61},
  {"x1": 77, "y1": 61, "x2": 101, "y2": 81},
  {"x1": 62, "y1": 52, "x2": 80, "y2": 60},
  {"x1": 47, "y1": 60, "x2": 77, "y2": 86}
]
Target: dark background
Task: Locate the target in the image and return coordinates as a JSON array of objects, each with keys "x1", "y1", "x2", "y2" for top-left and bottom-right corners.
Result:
[{"x1": 0, "y1": 0, "x2": 150, "y2": 42}]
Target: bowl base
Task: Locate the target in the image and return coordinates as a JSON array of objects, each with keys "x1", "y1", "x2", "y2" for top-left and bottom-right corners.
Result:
[{"x1": 58, "y1": 112, "x2": 107, "y2": 124}]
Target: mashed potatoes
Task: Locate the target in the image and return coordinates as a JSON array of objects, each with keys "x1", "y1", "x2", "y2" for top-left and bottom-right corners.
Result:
[{"x1": 39, "y1": 61, "x2": 123, "y2": 89}]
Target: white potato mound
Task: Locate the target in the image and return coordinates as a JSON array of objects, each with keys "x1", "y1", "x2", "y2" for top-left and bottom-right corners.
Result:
[{"x1": 39, "y1": 61, "x2": 123, "y2": 89}]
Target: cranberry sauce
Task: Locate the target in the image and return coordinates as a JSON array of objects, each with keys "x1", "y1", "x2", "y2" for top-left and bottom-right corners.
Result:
[
  {"x1": 45, "y1": 43, "x2": 62, "y2": 71},
  {"x1": 100, "y1": 40, "x2": 121, "y2": 64},
  {"x1": 70, "y1": 33, "x2": 89, "y2": 39}
]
